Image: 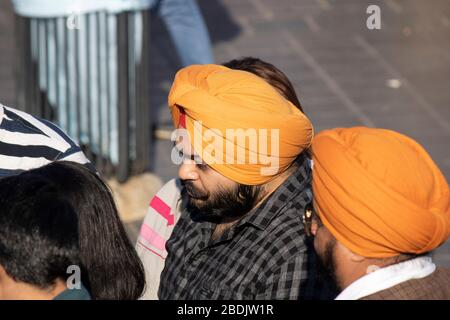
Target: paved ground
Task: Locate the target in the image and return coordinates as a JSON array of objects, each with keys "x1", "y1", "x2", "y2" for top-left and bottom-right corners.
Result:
[
  {"x1": 0, "y1": 1, "x2": 16, "y2": 107},
  {"x1": 1, "y1": 0, "x2": 450, "y2": 266}
]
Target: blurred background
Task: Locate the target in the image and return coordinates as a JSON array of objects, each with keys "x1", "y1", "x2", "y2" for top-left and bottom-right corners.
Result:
[{"x1": 0, "y1": 0, "x2": 449, "y2": 266}]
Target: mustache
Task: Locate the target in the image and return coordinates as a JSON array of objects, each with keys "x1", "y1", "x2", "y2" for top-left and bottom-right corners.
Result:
[{"x1": 181, "y1": 180, "x2": 209, "y2": 200}]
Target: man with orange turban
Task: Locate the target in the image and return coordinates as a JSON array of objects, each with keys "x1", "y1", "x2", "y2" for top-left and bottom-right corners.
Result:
[
  {"x1": 136, "y1": 57, "x2": 336, "y2": 299},
  {"x1": 309, "y1": 127, "x2": 450, "y2": 300}
]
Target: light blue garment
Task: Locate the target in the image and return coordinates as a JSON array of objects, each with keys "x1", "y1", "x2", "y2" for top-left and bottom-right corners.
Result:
[
  {"x1": 12, "y1": 0, "x2": 213, "y2": 165},
  {"x1": 157, "y1": 0, "x2": 214, "y2": 66},
  {"x1": 13, "y1": 0, "x2": 214, "y2": 66}
]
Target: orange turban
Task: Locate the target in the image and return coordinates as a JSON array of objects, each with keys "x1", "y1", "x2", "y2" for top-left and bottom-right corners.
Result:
[
  {"x1": 168, "y1": 64, "x2": 313, "y2": 185},
  {"x1": 312, "y1": 127, "x2": 450, "y2": 258}
]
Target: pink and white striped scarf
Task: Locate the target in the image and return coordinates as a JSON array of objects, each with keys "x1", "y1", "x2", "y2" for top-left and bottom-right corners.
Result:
[{"x1": 135, "y1": 178, "x2": 183, "y2": 300}]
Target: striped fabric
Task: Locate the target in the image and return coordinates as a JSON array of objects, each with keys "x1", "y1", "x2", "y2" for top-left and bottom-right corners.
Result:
[
  {"x1": 0, "y1": 103, "x2": 90, "y2": 176},
  {"x1": 136, "y1": 178, "x2": 183, "y2": 300}
]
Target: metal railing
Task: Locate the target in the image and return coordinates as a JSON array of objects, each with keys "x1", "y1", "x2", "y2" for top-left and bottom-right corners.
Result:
[{"x1": 15, "y1": 9, "x2": 152, "y2": 182}]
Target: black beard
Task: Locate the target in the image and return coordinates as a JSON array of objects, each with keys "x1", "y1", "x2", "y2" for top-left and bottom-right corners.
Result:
[
  {"x1": 317, "y1": 239, "x2": 342, "y2": 291},
  {"x1": 181, "y1": 180, "x2": 262, "y2": 223}
]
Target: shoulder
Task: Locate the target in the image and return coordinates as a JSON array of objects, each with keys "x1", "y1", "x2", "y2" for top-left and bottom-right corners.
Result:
[
  {"x1": 142, "y1": 178, "x2": 183, "y2": 225},
  {"x1": 427, "y1": 267, "x2": 450, "y2": 290},
  {"x1": 0, "y1": 104, "x2": 90, "y2": 172},
  {"x1": 0, "y1": 104, "x2": 78, "y2": 151},
  {"x1": 433, "y1": 266, "x2": 450, "y2": 278},
  {"x1": 262, "y1": 203, "x2": 308, "y2": 253},
  {"x1": 362, "y1": 267, "x2": 450, "y2": 300},
  {"x1": 137, "y1": 179, "x2": 183, "y2": 253},
  {"x1": 241, "y1": 205, "x2": 309, "y2": 284}
]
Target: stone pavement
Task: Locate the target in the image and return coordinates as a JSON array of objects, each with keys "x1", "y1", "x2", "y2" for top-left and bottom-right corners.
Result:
[
  {"x1": 1, "y1": 0, "x2": 449, "y2": 266},
  {"x1": 0, "y1": 0, "x2": 16, "y2": 107}
]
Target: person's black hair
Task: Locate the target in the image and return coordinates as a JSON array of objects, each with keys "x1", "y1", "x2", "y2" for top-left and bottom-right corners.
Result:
[
  {"x1": 223, "y1": 56, "x2": 304, "y2": 112},
  {"x1": 0, "y1": 172, "x2": 80, "y2": 290},
  {"x1": 1, "y1": 161, "x2": 145, "y2": 299}
]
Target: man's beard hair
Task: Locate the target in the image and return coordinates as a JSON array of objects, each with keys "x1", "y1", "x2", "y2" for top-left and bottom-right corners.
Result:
[
  {"x1": 181, "y1": 180, "x2": 262, "y2": 223},
  {"x1": 317, "y1": 239, "x2": 342, "y2": 291}
]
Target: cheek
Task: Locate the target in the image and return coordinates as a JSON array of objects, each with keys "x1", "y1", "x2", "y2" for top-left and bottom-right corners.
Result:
[
  {"x1": 194, "y1": 177, "x2": 207, "y2": 191},
  {"x1": 201, "y1": 168, "x2": 236, "y2": 193},
  {"x1": 313, "y1": 227, "x2": 332, "y2": 257},
  {"x1": 194, "y1": 173, "x2": 212, "y2": 195},
  {"x1": 314, "y1": 230, "x2": 325, "y2": 255}
]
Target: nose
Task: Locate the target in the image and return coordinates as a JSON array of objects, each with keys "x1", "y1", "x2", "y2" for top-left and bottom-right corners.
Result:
[{"x1": 178, "y1": 158, "x2": 200, "y2": 181}]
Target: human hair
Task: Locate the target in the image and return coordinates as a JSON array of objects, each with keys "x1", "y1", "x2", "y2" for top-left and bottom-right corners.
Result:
[
  {"x1": 223, "y1": 56, "x2": 304, "y2": 112},
  {"x1": 223, "y1": 57, "x2": 311, "y2": 161},
  {"x1": 0, "y1": 170, "x2": 80, "y2": 290},
  {"x1": 0, "y1": 162, "x2": 145, "y2": 299}
]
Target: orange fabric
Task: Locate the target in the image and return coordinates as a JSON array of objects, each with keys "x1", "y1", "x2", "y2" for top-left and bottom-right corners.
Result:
[
  {"x1": 312, "y1": 127, "x2": 450, "y2": 258},
  {"x1": 168, "y1": 64, "x2": 313, "y2": 185}
]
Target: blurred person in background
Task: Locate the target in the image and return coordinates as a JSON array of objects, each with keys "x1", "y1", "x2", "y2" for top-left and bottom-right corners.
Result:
[
  {"x1": 12, "y1": 0, "x2": 213, "y2": 66},
  {"x1": 152, "y1": 0, "x2": 214, "y2": 66},
  {"x1": 11, "y1": 0, "x2": 213, "y2": 165},
  {"x1": 308, "y1": 127, "x2": 450, "y2": 300},
  {"x1": 11, "y1": 0, "x2": 213, "y2": 220}
]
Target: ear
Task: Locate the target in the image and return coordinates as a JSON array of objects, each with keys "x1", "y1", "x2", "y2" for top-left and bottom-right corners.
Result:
[
  {"x1": 311, "y1": 219, "x2": 319, "y2": 236},
  {"x1": 339, "y1": 243, "x2": 365, "y2": 263}
]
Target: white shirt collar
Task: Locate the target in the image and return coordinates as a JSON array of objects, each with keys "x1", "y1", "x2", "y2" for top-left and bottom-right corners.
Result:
[{"x1": 335, "y1": 256, "x2": 436, "y2": 300}]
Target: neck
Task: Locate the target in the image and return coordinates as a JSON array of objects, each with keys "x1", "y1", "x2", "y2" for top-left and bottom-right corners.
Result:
[
  {"x1": 253, "y1": 163, "x2": 297, "y2": 209},
  {"x1": 0, "y1": 278, "x2": 67, "y2": 300},
  {"x1": 338, "y1": 255, "x2": 414, "y2": 291},
  {"x1": 211, "y1": 166, "x2": 295, "y2": 240},
  {"x1": 338, "y1": 263, "x2": 371, "y2": 290}
]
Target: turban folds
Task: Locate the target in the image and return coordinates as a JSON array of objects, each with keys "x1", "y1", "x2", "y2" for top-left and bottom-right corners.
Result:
[
  {"x1": 168, "y1": 64, "x2": 313, "y2": 185},
  {"x1": 312, "y1": 127, "x2": 450, "y2": 258}
]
